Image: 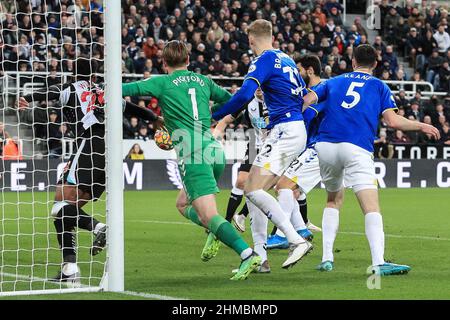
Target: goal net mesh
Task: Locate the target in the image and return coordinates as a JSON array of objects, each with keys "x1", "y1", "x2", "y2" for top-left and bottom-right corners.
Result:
[{"x1": 1, "y1": 0, "x2": 107, "y2": 295}]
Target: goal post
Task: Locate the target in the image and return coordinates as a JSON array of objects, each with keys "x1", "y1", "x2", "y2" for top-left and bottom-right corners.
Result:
[
  {"x1": 0, "y1": 0, "x2": 123, "y2": 296},
  {"x1": 104, "y1": 0, "x2": 124, "y2": 293}
]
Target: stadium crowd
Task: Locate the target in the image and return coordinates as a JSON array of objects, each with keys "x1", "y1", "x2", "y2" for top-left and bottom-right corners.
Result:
[{"x1": 0, "y1": 0, "x2": 450, "y2": 158}]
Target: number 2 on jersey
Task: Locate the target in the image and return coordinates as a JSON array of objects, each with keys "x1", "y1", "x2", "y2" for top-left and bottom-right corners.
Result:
[
  {"x1": 188, "y1": 88, "x2": 199, "y2": 120},
  {"x1": 341, "y1": 82, "x2": 365, "y2": 109}
]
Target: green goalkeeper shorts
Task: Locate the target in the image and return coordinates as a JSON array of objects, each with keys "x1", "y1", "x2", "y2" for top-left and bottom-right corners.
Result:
[{"x1": 178, "y1": 141, "x2": 226, "y2": 202}]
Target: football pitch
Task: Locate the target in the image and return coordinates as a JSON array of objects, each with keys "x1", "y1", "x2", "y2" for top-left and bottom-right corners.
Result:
[{"x1": 1, "y1": 188, "x2": 450, "y2": 300}]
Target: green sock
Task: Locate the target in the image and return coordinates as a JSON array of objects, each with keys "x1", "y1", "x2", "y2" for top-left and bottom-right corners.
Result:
[
  {"x1": 184, "y1": 206, "x2": 203, "y2": 227},
  {"x1": 208, "y1": 215, "x2": 249, "y2": 255}
]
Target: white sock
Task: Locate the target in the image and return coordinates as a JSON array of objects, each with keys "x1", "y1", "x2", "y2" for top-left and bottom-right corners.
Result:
[
  {"x1": 231, "y1": 186, "x2": 244, "y2": 196},
  {"x1": 275, "y1": 189, "x2": 294, "y2": 237},
  {"x1": 240, "y1": 247, "x2": 253, "y2": 260},
  {"x1": 365, "y1": 212, "x2": 385, "y2": 266},
  {"x1": 62, "y1": 262, "x2": 79, "y2": 276},
  {"x1": 247, "y1": 198, "x2": 268, "y2": 263},
  {"x1": 290, "y1": 198, "x2": 307, "y2": 231},
  {"x1": 94, "y1": 222, "x2": 106, "y2": 235},
  {"x1": 322, "y1": 207, "x2": 339, "y2": 262},
  {"x1": 246, "y1": 190, "x2": 303, "y2": 244}
]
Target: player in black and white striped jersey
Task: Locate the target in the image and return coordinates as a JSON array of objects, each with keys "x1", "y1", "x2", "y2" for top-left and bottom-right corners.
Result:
[
  {"x1": 214, "y1": 88, "x2": 271, "y2": 272},
  {"x1": 18, "y1": 58, "x2": 161, "y2": 284}
]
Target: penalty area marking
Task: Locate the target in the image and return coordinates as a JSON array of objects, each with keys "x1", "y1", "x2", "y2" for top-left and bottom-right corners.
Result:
[
  {"x1": 0, "y1": 272, "x2": 187, "y2": 300},
  {"x1": 130, "y1": 219, "x2": 450, "y2": 242}
]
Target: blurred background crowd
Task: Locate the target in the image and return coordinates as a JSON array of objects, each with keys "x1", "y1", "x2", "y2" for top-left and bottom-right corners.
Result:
[{"x1": 1, "y1": 0, "x2": 449, "y2": 160}]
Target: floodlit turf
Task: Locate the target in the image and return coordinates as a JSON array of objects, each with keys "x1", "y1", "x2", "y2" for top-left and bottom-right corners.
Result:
[{"x1": 1, "y1": 188, "x2": 450, "y2": 300}]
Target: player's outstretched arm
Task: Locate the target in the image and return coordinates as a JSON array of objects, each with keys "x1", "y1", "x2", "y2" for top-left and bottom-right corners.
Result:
[
  {"x1": 383, "y1": 109, "x2": 441, "y2": 140},
  {"x1": 212, "y1": 79, "x2": 259, "y2": 121},
  {"x1": 122, "y1": 77, "x2": 163, "y2": 98},
  {"x1": 122, "y1": 100, "x2": 164, "y2": 130},
  {"x1": 18, "y1": 84, "x2": 67, "y2": 110}
]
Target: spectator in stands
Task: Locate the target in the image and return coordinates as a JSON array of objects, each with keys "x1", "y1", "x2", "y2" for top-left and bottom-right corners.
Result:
[
  {"x1": 393, "y1": 17, "x2": 410, "y2": 56},
  {"x1": 436, "y1": 114, "x2": 448, "y2": 136},
  {"x1": 2, "y1": 137, "x2": 22, "y2": 160},
  {"x1": 384, "y1": 6, "x2": 401, "y2": 36},
  {"x1": 391, "y1": 129, "x2": 411, "y2": 144},
  {"x1": 437, "y1": 60, "x2": 450, "y2": 92},
  {"x1": 148, "y1": 97, "x2": 161, "y2": 117},
  {"x1": 136, "y1": 124, "x2": 151, "y2": 141},
  {"x1": 374, "y1": 129, "x2": 394, "y2": 159},
  {"x1": 418, "y1": 115, "x2": 436, "y2": 143},
  {"x1": 431, "y1": 104, "x2": 449, "y2": 126},
  {"x1": 422, "y1": 29, "x2": 439, "y2": 59},
  {"x1": 433, "y1": 24, "x2": 450, "y2": 55},
  {"x1": 440, "y1": 122, "x2": 450, "y2": 145},
  {"x1": 124, "y1": 116, "x2": 140, "y2": 139},
  {"x1": 395, "y1": 89, "x2": 409, "y2": 109},
  {"x1": 407, "y1": 27, "x2": 426, "y2": 72},
  {"x1": 426, "y1": 49, "x2": 444, "y2": 85},
  {"x1": 0, "y1": 122, "x2": 10, "y2": 156},
  {"x1": 383, "y1": 45, "x2": 399, "y2": 75},
  {"x1": 407, "y1": 102, "x2": 424, "y2": 121},
  {"x1": 126, "y1": 143, "x2": 145, "y2": 160}
]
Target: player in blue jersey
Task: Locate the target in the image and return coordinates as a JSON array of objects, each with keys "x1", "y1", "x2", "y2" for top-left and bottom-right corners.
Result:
[
  {"x1": 302, "y1": 44, "x2": 440, "y2": 275},
  {"x1": 212, "y1": 19, "x2": 312, "y2": 269},
  {"x1": 268, "y1": 55, "x2": 344, "y2": 250}
]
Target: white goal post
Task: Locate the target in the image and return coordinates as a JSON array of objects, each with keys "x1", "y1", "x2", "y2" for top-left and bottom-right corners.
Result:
[
  {"x1": 0, "y1": 0, "x2": 123, "y2": 296},
  {"x1": 104, "y1": 0, "x2": 124, "y2": 293}
]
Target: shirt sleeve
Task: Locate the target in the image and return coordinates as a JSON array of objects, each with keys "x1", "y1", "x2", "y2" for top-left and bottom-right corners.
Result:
[
  {"x1": 122, "y1": 76, "x2": 164, "y2": 98},
  {"x1": 307, "y1": 101, "x2": 326, "y2": 115},
  {"x1": 24, "y1": 83, "x2": 71, "y2": 104},
  {"x1": 380, "y1": 82, "x2": 398, "y2": 114},
  {"x1": 311, "y1": 81, "x2": 328, "y2": 103},
  {"x1": 212, "y1": 79, "x2": 259, "y2": 121},
  {"x1": 244, "y1": 52, "x2": 274, "y2": 87}
]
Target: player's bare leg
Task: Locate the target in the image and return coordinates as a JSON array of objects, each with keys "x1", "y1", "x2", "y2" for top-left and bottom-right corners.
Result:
[
  {"x1": 317, "y1": 189, "x2": 344, "y2": 271},
  {"x1": 354, "y1": 187, "x2": 411, "y2": 275},
  {"x1": 51, "y1": 184, "x2": 106, "y2": 283},
  {"x1": 244, "y1": 166, "x2": 312, "y2": 268}
]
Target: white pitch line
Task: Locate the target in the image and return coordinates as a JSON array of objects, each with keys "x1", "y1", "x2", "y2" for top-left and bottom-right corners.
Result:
[
  {"x1": 120, "y1": 290, "x2": 188, "y2": 300},
  {"x1": 130, "y1": 219, "x2": 450, "y2": 242},
  {"x1": 0, "y1": 272, "x2": 186, "y2": 300},
  {"x1": 340, "y1": 231, "x2": 450, "y2": 242},
  {"x1": 0, "y1": 272, "x2": 185, "y2": 300}
]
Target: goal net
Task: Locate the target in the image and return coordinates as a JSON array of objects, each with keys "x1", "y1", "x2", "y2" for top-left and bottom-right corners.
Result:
[{"x1": 0, "y1": 0, "x2": 123, "y2": 296}]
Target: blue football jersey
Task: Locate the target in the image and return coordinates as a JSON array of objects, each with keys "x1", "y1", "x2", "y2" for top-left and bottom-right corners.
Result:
[
  {"x1": 304, "y1": 84, "x2": 325, "y2": 148},
  {"x1": 312, "y1": 71, "x2": 397, "y2": 152},
  {"x1": 245, "y1": 49, "x2": 308, "y2": 128}
]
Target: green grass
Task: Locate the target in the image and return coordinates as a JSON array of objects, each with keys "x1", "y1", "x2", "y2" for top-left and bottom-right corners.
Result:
[{"x1": 1, "y1": 188, "x2": 450, "y2": 300}]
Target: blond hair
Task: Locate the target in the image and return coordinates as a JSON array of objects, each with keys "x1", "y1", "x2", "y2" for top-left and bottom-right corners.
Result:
[
  {"x1": 163, "y1": 40, "x2": 189, "y2": 68},
  {"x1": 247, "y1": 19, "x2": 272, "y2": 39}
]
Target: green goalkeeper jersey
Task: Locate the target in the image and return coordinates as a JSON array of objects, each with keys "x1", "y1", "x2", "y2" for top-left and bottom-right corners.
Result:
[{"x1": 122, "y1": 70, "x2": 231, "y2": 158}]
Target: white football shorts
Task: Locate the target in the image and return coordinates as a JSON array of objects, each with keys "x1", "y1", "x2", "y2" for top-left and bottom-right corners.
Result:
[
  {"x1": 253, "y1": 120, "x2": 306, "y2": 176},
  {"x1": 284, "y1": 147, "x2": 321, "y2": 194},
  {"x1": 315, "y1": 141, "x2": 377, "y2": 193}
]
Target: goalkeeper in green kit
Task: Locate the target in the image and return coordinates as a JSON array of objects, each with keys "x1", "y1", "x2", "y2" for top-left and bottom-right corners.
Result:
[{"x1": 122, "y1": 40, "x2": 261, "y2": 280}]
